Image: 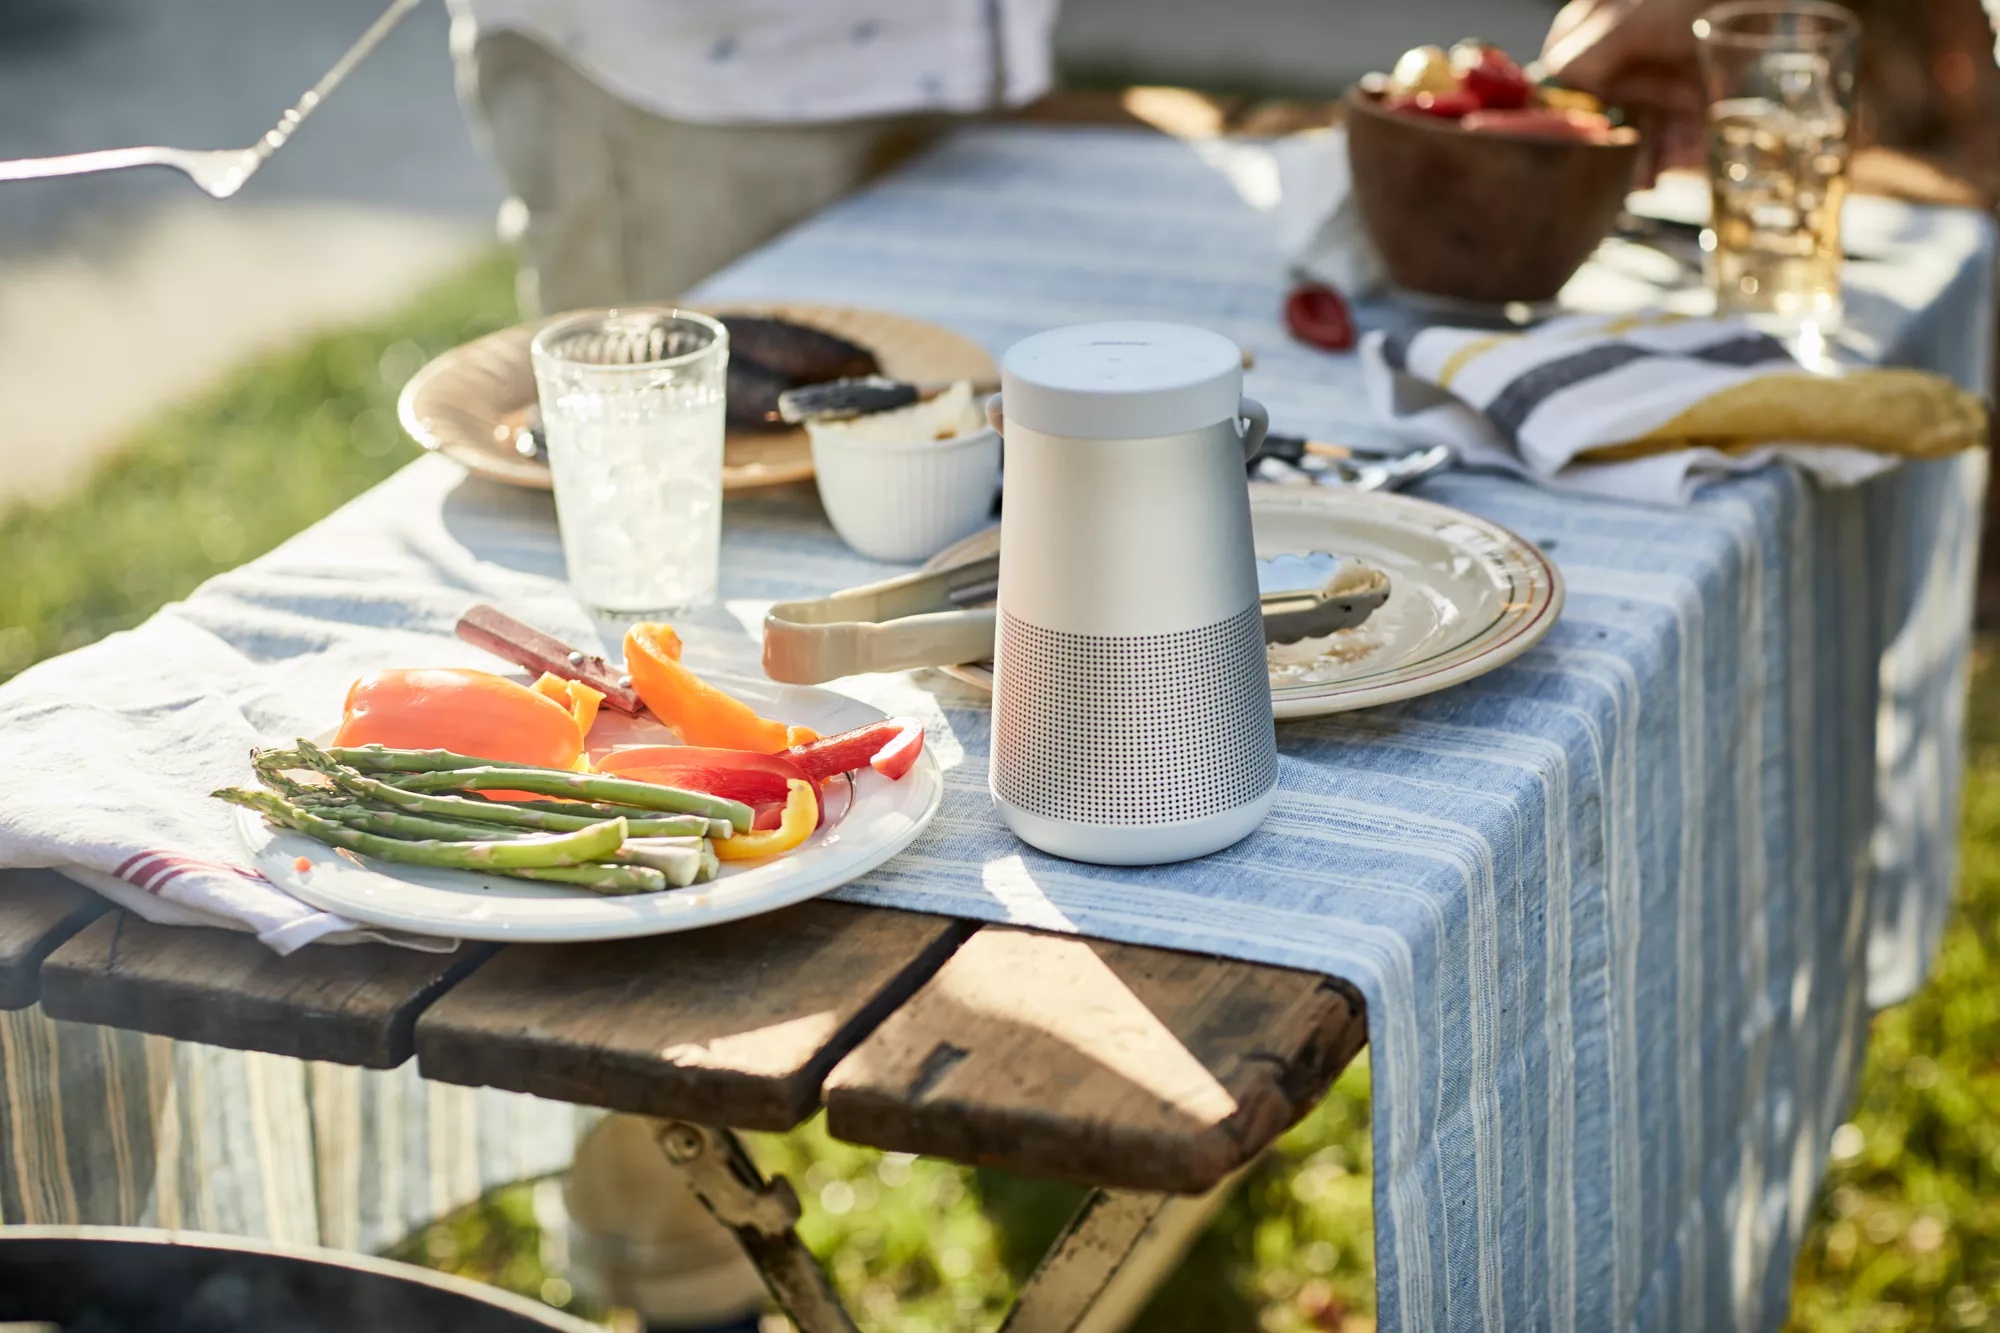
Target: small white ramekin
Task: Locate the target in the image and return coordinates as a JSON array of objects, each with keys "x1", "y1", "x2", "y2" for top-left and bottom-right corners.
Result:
[{"x1": 810, "y1": 425, "x2": 1001, "y2": 563}]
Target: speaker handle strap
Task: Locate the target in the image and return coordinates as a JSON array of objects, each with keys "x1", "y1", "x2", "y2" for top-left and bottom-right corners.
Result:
[{"x1": 1236, "y1": 398, "x2": 1269, "y2": 461}]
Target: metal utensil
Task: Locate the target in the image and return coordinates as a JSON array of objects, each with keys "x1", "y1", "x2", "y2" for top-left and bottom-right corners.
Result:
[
  {"x1": 761, "y1": 551, "x2": 1393, "y2": 685},
  {"x1": 778, "y1": 376, "x2": 1000, "y2": 424},
  {"x1": 1258, "y1": 553, "x2": 1393, "y2": 644},
  {"x1": 0, "y1": 0, "x2": 422, "y2": 199},
  {"x1": 1252, "y1": 436, "x2": 1454, "y2": 492}
]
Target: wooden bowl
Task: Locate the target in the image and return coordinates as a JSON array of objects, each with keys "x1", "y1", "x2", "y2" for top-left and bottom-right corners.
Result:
[{"x1": 1345, "y1": 90, "x2": 1641, "y2": 305}]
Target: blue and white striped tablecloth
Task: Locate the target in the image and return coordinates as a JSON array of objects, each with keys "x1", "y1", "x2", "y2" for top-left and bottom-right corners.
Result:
[
  {"x1": 689, "y1": 127, "x2": 1993, "y2": 1331},
  {"x1": 0, "y1": 126, "x2": 1988, "y2": 1331}
]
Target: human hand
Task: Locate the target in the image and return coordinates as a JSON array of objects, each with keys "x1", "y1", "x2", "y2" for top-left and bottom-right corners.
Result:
[{"x1": 1543, "y1": 0, "x2": 1711, "y2": 182}]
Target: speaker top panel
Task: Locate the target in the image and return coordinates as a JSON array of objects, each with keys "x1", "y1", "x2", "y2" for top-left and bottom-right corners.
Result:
[{"x1": 1000, "y1": 321, "x2": 1243, "y2": 440}]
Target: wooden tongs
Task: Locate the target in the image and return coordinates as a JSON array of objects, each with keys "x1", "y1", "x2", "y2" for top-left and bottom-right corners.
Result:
[{"x1": 763, "y1": 558, "x2": 1002, "y2": 685}]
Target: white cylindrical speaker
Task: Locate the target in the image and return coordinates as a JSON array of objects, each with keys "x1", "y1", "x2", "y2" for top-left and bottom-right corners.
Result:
[{"x1": 989, "y1": 322, "x2": 1278, "y2": 865}]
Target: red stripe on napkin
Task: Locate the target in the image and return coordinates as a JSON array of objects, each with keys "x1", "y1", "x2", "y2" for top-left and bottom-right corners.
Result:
[{"x1": 115, "y1": 851, "x2": 271, "y2": 895}]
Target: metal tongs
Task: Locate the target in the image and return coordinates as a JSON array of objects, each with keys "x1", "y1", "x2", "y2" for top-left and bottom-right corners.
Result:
[
  {"x1": 763, "y1": 553, "x2": 1391, "y2": 685},
  {"x1": 0, "y1": 0, "x2": 421, "y2": 198}
]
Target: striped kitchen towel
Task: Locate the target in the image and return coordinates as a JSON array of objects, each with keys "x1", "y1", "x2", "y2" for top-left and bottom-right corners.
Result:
[{"x1": 1363, "y1": 312, "x2": 1987, "y2": 503}]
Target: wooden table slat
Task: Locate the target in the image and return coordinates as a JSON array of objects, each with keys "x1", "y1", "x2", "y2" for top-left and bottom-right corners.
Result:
[
  {"x1": 40, "y1": 913, "x2": 496, "y2": 1068},
  {"x1": 823, "y1": 927, "x2": 1367, "y2": 1194},
  {"x1": 414, "y1": 901, "x2": 974, "y2": 1130},
  {"x1": 0, "y1": 869, "x2": 113, "y2": 1010}
]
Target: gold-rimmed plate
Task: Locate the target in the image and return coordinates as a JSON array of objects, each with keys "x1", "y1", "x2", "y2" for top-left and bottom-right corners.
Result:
[
  {"x1": 397, "y1": 302, "x2": 998, "y2": 493},
  {"x1": 926, "y1": 484, "x2": 1563, "y2": 718}
]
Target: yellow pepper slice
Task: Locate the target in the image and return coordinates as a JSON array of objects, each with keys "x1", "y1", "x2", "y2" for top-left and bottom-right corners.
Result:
[
  {"x1": 711, "y1": 779, "x2": 818, "y2": 862},
  {"x1": 531, "y1": 673, "x2": 605, "y2": 768}
]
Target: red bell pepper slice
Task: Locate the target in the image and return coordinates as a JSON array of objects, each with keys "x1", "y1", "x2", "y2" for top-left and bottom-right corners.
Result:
[
  {"x1": 868, "y1": 720, "x2": 925, "y2": 779},
  {"x1": 597, "y1": 746, "x2": 809, "y2": 806},
  {"x1": 784, "y1": 718, "x2": 925, "y2": 783}
]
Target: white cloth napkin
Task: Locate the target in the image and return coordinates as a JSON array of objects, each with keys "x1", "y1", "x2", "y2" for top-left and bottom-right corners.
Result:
[
  {"x1": 0, "y1": 464, "x2": 611, "y2": 954},
  {"x1": 1361, "y1": 313, "x2": 1919, "y2": 504},
  {"x1": 0, "y1": 613, "x2": 457, "y2": 954}
]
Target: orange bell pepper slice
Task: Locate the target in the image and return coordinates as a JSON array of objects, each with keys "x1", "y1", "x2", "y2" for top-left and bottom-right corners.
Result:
[
  {"x1": 624, "y1": 623, "x2": 817, "y2": 754},
  {"x1": 712, "y1": 778, "x2": 818, "y2": 861},
  {"x1": 334, "y1": 668, "x2": 592, "y2": 770}
]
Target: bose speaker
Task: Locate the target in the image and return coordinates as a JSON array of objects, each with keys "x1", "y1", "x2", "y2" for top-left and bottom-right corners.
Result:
[{"x1": 987, "y1": 322, "x2": 1278, "y2": 865}]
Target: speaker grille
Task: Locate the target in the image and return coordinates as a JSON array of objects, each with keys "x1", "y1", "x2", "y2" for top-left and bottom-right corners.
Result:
[{"x1": 994, "y1": 605, "x2": 1276, "y2": 826}]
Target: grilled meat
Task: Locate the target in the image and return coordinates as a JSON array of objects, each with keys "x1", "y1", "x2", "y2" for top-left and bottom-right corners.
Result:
[{"x1": 719, "y1": 316, "x2": 879, "y2": 384}]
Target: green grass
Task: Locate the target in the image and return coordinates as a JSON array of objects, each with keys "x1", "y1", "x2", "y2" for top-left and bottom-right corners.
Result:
[
  {"x1": 0, "y1": 251, "x2": 519, "y2": 683},
  {"x1": 5, "y1": 253, "x2": 1997, "y2": 1332},
  {"x1": 1782, "y1": 650, "x2": 2000, "y2": 1333}
]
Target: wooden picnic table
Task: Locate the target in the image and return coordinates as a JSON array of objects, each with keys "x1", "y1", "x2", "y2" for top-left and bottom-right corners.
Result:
[{"x1": 0, "y1": 864, "x2": 1365, "y2": 1330}]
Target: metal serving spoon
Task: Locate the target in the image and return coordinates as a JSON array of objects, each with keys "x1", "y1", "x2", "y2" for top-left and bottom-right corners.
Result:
[{"x1": 0, "y1": 0, "x2": 421, "y2": 199}]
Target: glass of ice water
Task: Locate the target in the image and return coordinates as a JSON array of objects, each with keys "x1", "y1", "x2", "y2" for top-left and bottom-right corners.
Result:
[
  {"x1": 530, "y1": 309, "x2": 729, "y2": 616},
  {"x1": 1695, "y1": 1, "x2": 1859, "y2": 338}
]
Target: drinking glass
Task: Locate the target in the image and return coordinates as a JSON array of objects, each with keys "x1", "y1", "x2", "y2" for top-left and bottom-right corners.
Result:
[
  {"x1": 530, "y1": 309, "x2": 729, "y2": 616},
  {"x1": 1694, "y1": 1, "x2": 1859, "y2": 337}
]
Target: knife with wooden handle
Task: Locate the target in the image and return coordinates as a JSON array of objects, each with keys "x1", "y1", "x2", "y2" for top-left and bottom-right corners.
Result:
[{"x1": 454, "y1": 604, "x2": 647, "y2": 715}]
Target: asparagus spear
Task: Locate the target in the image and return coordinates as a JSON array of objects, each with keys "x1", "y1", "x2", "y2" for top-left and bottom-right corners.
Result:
[
  {"x1": 617, "y1": 838, "x2": 709, "y2": 884},
  {"x1": 250, "y1": 748, "x2": 320, "y2": 799},
  {"x1": 307, "y1": 797, "x2": 705, "y2": 840},
  {"x1": 215, "y1": 787, "x2": 628, "y2": 871},
  {"x1": 312, "y1": 747, "x2": 735, "y2": 836},
  {"x1": 273, "y1": 742, "x2": 743, "y2": 838},
  {"x1": 251, "y1": 797, "x2": 682, "y2": 895},
  {"x1": 285, "y1": 742, "x2": 714, "y2": 837},
  {"x1": 315, "y1": 805, "x2": 541, "y2": 842},
  {"x1": 506, "y1": 864, "x2": 668, "y2": 895},
  {"x1": 328, "y1": 744, "x2": 541, "y2": 774},
  {"x1": 385, "y1": 765, "x2": 752, "y2": 831},
  {"x1": 489, "y1": 798, "x2": 736, "y2": 841},
  {"x1": 311, "y1": 803, "x2": 710, "y2": 884}
]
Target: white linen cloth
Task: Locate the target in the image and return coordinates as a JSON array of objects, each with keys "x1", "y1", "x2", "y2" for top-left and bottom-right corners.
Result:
[
  {"x1": 444, "y1": 0, "x2": 1059, "y2": 125},
  {"x1": 1359, "y1": 313, "x2": 1942, "y2": 504},
  {"x1": 0, "y1": 620, "x2": 408, "y2": 954},
  {"x1": 0, "y1": 513, "x2": 624, "y2": 953}
]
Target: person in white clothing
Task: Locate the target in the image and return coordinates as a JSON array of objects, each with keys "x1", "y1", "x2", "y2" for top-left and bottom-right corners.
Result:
[
  {"x1": 447, "y1": 0, "x2": 1062, "y2": 311},
  {"x1": 442, "y1": 12, "x2": 1062, "y2": 1326}
]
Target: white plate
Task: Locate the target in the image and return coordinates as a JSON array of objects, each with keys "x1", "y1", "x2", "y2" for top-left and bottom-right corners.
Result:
[
  {"x1": 237, "y1": 679, "x2": 941, "y2": 943},
  {"x1": 927, "y1": 484, "x2": 1563, "y2": 718}
]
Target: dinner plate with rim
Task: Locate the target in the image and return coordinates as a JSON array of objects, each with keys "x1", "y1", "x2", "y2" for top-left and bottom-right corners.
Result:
[
  {"x1": 235, "y1": 679, "x2": 941, "y2": 943},
  {"x1": 925, "y1": 484, "x2": 1563, "y2": 718},
  {"x1": 397, "y1": 302, "x2": 998, "y2": 493}
]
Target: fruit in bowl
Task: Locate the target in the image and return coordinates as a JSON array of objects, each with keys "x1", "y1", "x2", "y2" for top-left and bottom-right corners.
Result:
[
  {"x1": 1376, "y1": 40, "x2": 1623, "y2": 138},
  {"x1": 1347, "y1": 40, "x2": 1642, "y2": 304}
]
